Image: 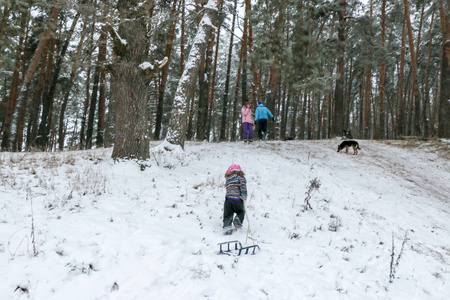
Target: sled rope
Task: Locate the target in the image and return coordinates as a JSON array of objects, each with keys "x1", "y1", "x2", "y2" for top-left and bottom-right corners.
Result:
[{"x1": 244, "y1": 200, "x2": 256, "y2": 246}]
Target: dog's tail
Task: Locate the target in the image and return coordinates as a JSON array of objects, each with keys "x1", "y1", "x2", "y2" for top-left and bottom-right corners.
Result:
[{"x1": 357, "y1": 146, "x2": 361, "y2": 149}]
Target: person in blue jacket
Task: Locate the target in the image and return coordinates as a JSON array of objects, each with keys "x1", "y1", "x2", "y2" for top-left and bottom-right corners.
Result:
[{"x1": 254, "y1": 101, "x2": 274, "y2": 140}]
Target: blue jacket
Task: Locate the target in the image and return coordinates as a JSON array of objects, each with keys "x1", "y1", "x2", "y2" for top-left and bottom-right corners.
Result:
[{"x1": 255, "y1": 104, "x2": 274, "y2": 121}]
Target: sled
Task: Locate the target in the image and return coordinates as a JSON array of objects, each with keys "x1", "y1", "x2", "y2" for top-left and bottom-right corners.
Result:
[{"x1": 218, "y1": 240, "x2": 260, "y2": 256}]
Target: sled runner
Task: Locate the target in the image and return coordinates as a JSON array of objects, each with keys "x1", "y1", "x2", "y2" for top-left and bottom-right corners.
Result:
[{"x1": 218, "y1": 240, "x2": 260, "y2": 256}]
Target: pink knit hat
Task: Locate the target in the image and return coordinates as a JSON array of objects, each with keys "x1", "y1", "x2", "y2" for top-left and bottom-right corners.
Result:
[{"x1": 226, "y1": 164, "x2": 241, "y2": 173}]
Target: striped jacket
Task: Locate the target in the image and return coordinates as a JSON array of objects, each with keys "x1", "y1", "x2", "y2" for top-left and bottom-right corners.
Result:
[{"x1": 225, "y1": 171, "x2": 247, "y2": 201}]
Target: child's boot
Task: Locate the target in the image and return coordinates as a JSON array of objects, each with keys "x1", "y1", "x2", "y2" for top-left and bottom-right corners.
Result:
[{"x1": 233, "y1": 217, "x2": 242, "y2": 229}]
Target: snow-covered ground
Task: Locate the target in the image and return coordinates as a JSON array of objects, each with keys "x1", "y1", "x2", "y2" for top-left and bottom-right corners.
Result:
[{"x1": 0, "y1": 139, "x2": 449, "y2": 300}]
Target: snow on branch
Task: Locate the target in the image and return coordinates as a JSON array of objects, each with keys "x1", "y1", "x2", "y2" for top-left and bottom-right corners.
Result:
[
  {"x1": 139, "y1": 57, "x2": 168, "y2": 76},
  {"x1": 139, "y1": 62, "x2": 154, "y2": 71}
]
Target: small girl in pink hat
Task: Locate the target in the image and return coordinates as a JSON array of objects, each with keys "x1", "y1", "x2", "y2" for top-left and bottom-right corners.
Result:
[{"x1": 223, "y1": 164, "x2": 247, "y2": 234}]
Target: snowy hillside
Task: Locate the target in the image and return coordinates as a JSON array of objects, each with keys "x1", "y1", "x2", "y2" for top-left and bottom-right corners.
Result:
[{"x1": 1, "y1": 139, "x2": 449, "y2": 300}]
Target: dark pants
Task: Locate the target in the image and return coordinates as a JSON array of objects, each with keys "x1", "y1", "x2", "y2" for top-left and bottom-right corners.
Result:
[
  {"x1": 258, "y1": 119, "x2": 268, "y2": 140},
  {"x1": 242, "y1": 122, "x2": 253, "y2": 140},
  {"x1": 223, "y1": 198, "x2": 245, "y2": 228}
]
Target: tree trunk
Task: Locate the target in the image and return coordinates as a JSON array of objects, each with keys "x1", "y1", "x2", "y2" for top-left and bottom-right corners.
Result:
[
  {"x1": 36, "y1": 38, "x2": 56, "y2": 151},
  {"x1": 438, "y1": 0, "x2": 450, "y2": 138},
  {"x1": 196, "y1": 22, "x2": 215, "y2": 141},
  {"x1": 207, "y1": 1, "x2": 224, "y2": 141},
  {"x1": 318, "y1": 94, "x2": 326, "y2": 139},
  {"x1": 86, "y1": 64, "x2": 100, "y2": 149},
  {"x1": 397, "y1": 21, "x2": 406, "y2": 136},
  {"x1": 96, "y1": 28, "x2": 107, "y2": 148},
  {"x1": 268, "y1": 3, "x2": 285, "y2": 140},
  {"x1": 345, "y1": 59, "x2": 354, "y2": 132},
  {"x1": 280, "y1": 81, "x2": 288, "y2": 140},
  {"x1": 96, "y1": 0, "x2": 109, "y2": 148},
  {"x1": 299, "y1": 93, "x2": 307, "y2": 139},
  {"x1": 377, "y1": 0, "x2": 387, "y2": 139},
  {"x1": 80, "y1": 65, "x2": 92, "y2": 149},
  {"x1": 333, "y1": 0, "x2": 346, "y2": 137},
  {"x1": 111, "y1": 0, "x2": 153, "y2": 159},
  {"x1": 307, "y1": 93, "x2": 313, "y2": 140},
  {"x1": 362, "y1": 0, "x2": 373, "y2": 139},
  {"x1": 289, "y1": 95, "x2": 298, "y2": 138},
  {"x1": 358, "y1": 75, "x2": 364, "y2": 137},
  {"x1": 423, "y1": 10, "x2": 435, "y2": 138},
  {"x1": 246, "y1": 0, "x2": 257, "y2": 105},
  {"x1": 180, "y1": 0, "x2": 186, "y2": 75},
  {"x1": 219, "y1": 0, "x2": 237, "y2": 141},
  {"x1": 268, "y1": 68, "x2": 279, "y2": 140},
  {"x1": 230, "y1": 41, "x2": 245, "y2": 142},
  {"x1": 154, "y1": 0, "x2": 179, "y2": 140},
  {"x1": 26, "y1": 48, "x2": 48, "y2": 150},
  {"x1": 186, "y1": 87, "x2": 196, "y2": 140},
  {"x1": 403, "y1": 0, "x2": 421, "y2": 136},
  {"x1": 5, "y1": 6, "x2": 29, "y2": 151},
  {"x1": 58, "y1": 23, "x2": 87, "y2": 150},
  {"x1": 241, "y1": 0, "x2": 250, "y2": 103}
]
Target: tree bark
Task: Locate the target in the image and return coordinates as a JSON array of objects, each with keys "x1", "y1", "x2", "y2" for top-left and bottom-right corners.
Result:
[
  {"x1": 290, "y1": 95, "x2": 298, "y2": 138},
  {"x1": 207, "y1": 1, "x2": 224, "y2": 141},
  {"x1": 26, "y1": 48, "x2": 48, "y2": 150},
  {"x1": 268, "y1": 68, "x2": 279, "y2": 139},
  {"x1": 403, "y1": 0, "x2": 421, "y2": 136},
  {"x1": 280, "y1": 81, "x2": 288, "y2": 140},
  {"x1": 299, "y1": 93, "x2": 307, "y2": 139},
  {"x1": 438, "y1": 0, "x2": 450, "y2": 138},
  {"x1": 1, "y1": 3, "x2": 61, "y2": 151},
  {"x1": 58, "y1": 22, "x2": 87, "y2": 150},
  {"x1": 267, "y1": 2, "x2": 285, "y2": 140},
  {"x1": 196, "y1": 19, "x2": 216, "y2": 141},
  {"x1": 154, "y1": 0, "x2": 179, "y2": 140},
  {"x1": 111, "y1": 0, "x2": 157, "y2": 159},
  {"x1": 80, "y1": 19, "x2": 96, "y2": 150},
  {"x1": 333, "y1": 0, "x2": 346, "y2": 137},
  {"x1": 86, "y1": 63, "x2": 100, "y2": 149},
  {"x1": 377, "y1": 0, "x2": 387, "y2": 139},
  {"x1": 36, "y1": 37, "x2": 56, "y2": 151},
  {"x1": 246, "y1": 0, "x2": 257, "y2": 105},
  {"x1": 96, "y1": 27, "x2": 107, "y2": 148},
  {"x1": 397, "y1": 21, "x2": 406, "y2": 137},
  {"x1": 241, "y1": 0, "x2": 250, "y2": 103},
  {"x1": 231, "y1": 40, "x2": 244, "y2": 142},
  {"x1": 5, "y1": 5, "x2": 29, "y2": 151},
  {"x1": 423, "y1": 10, "x2": 435, "y2": 138},
  {"x1": 219, "y1": 0, "x2": 237, "y2": 141},
  {"x1": 180, "y1": 0, "x2": 186, "y2": 75}
]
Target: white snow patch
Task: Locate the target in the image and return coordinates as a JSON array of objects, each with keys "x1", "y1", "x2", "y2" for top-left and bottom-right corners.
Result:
[{"x1": 0, "y1": 140, "x2": 449, "y2": 299}]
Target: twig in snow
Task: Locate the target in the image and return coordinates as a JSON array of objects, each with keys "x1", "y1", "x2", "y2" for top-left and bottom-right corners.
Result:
[
  {"x1": 389, "y1": 231, "x2": 408, "y2": 283},
  {"x1": 304, "y1": 178, "x2": 321, "y2": 211},
  {"x1": 28, "y1": 193, "x2": 38, "y2": 257}
]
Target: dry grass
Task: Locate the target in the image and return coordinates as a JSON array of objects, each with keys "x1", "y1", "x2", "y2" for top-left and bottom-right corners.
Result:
[
  {"x1": 381, "y1": 138, "x2": 450, "y2": 160},
  {"x1": 1, "y1": 150, "x2": 108, "y2": 211}
]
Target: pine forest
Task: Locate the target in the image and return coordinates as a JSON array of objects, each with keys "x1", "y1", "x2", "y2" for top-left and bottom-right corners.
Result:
[{"x1": 0, "y1": 0, "x2": 449, "y2": 159}]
